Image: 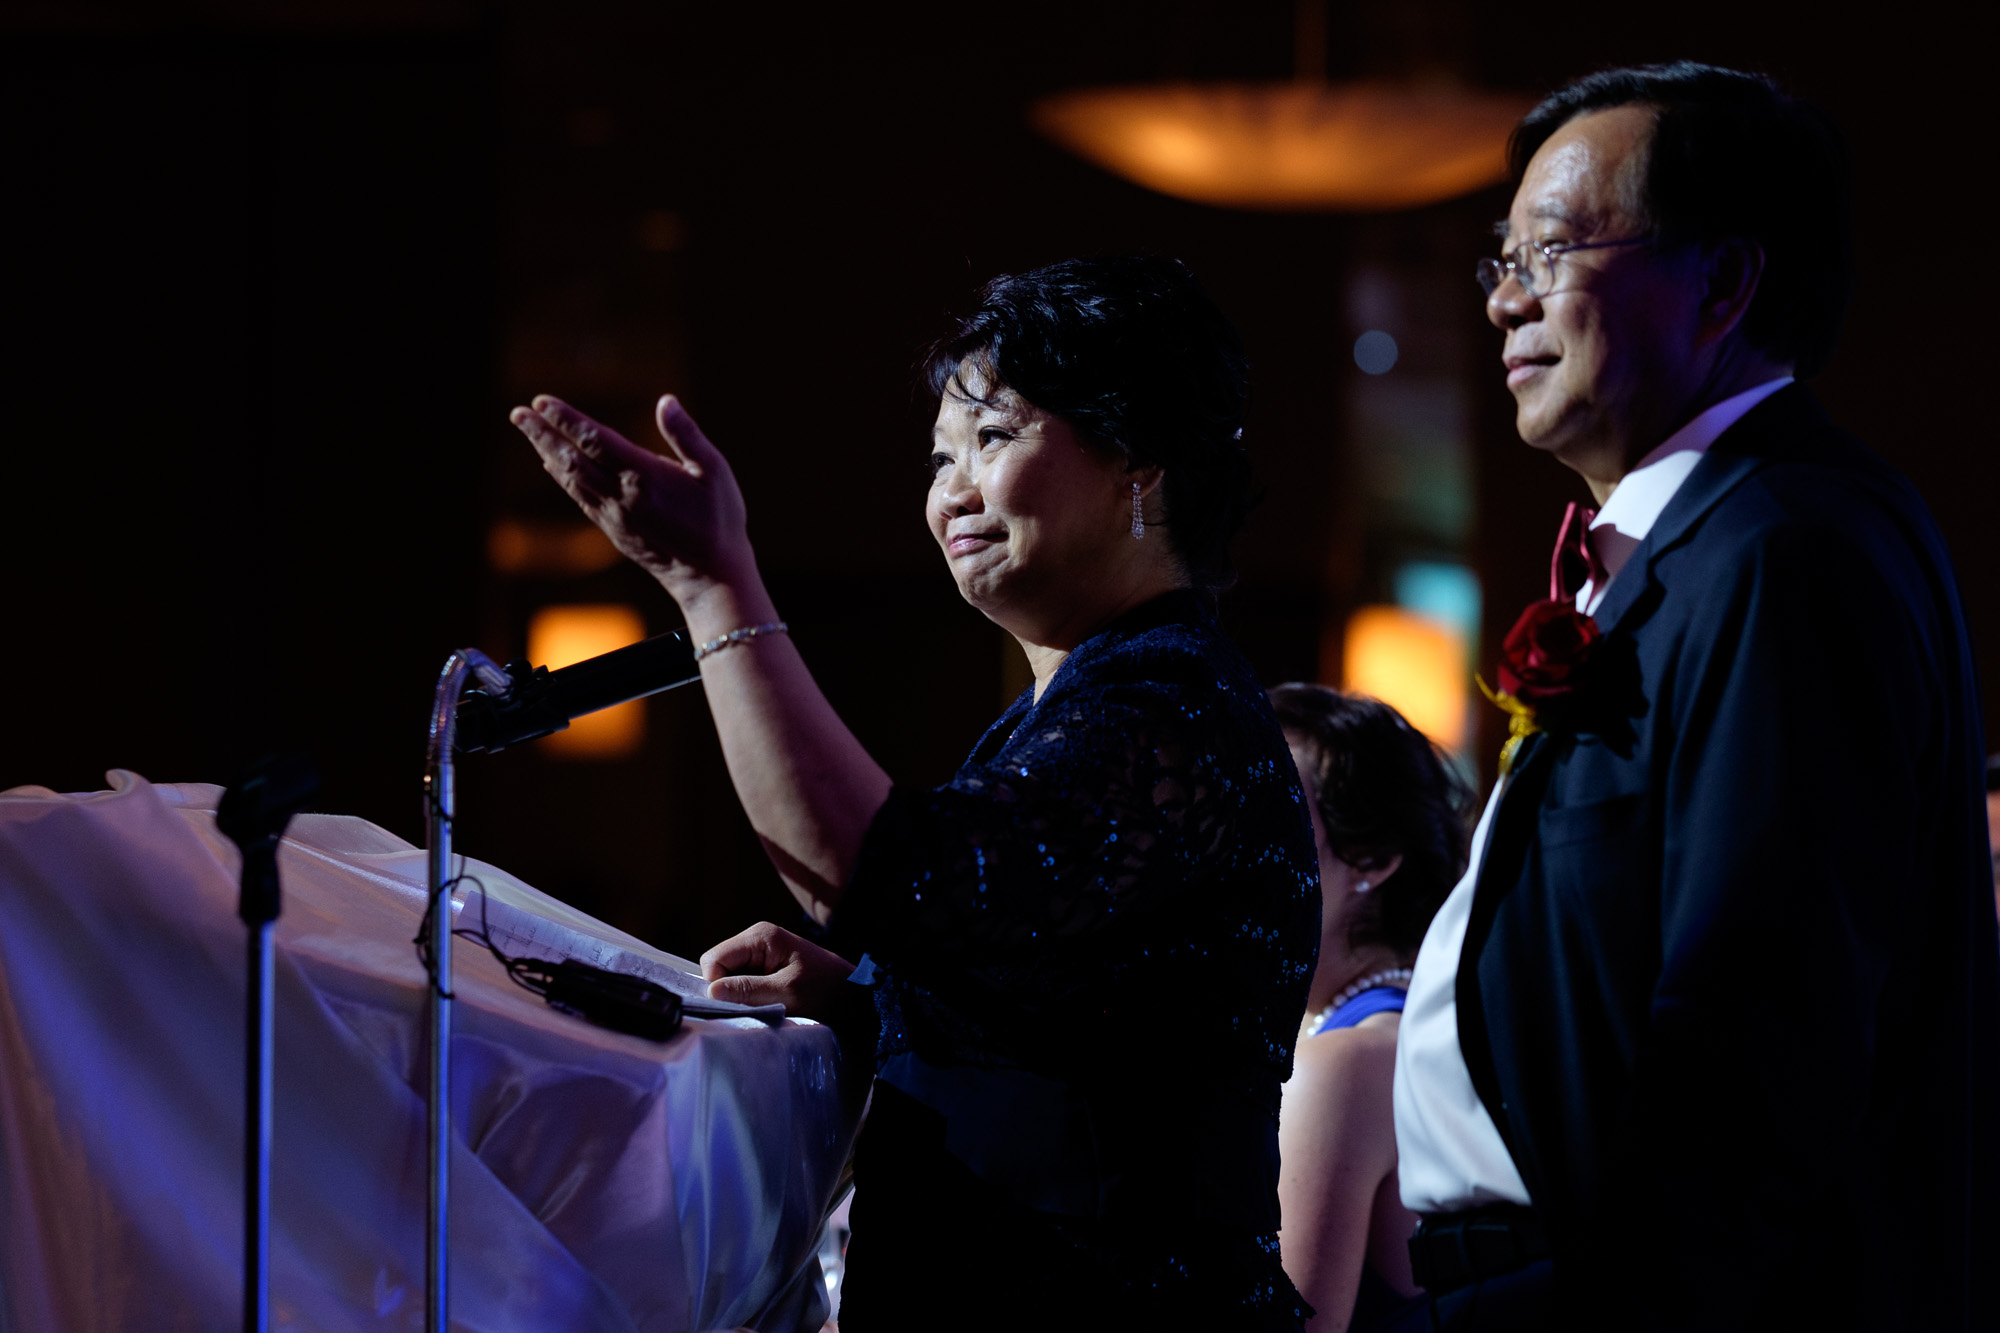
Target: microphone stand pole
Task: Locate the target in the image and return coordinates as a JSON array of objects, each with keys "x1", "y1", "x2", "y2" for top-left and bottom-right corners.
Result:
[
  {"x1": 242, "y1": 870, "x2": 279, "y2": 1333},
  {"x1": 219, "y1": 756, "x2": 319, "y2": 1333},
  {"x1": 422, "y1": 648, "x2": 506, "y2": 1333}
]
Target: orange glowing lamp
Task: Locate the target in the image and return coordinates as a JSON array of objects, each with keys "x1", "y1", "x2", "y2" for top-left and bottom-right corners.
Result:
[
  {"x1": 527, "y1": 604, "x2": 647, "y2": 758},
  {"x1": 1032, "y1": 80, "x2": 1534, "y2": 213},
  {"x1": 1338, "y1": 604, "x2": 1469, "y2": 748}
]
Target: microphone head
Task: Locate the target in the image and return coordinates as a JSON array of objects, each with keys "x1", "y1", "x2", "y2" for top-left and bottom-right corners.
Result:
[
  {"x1": 217, "y1": 752, "x2": 321, "y2": 848},
  {"x1": 454, "y1": 661, "x2": 562, "y2": 755},
  {"x1": 453, "y1": 631, "x2": 698, "y2": 756}
]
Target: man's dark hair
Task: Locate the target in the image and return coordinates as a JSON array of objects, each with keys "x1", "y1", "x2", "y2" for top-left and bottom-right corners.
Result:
[
  {"x1": 1509, "y1": 62, "x2": 1853, "y2": 378},
  {"x1": 1269, "y1": 684, "x2": 1473, "y2": 958},
  {"x1": 923, "y1": 255, "x2": 1255, "y2": 592}
]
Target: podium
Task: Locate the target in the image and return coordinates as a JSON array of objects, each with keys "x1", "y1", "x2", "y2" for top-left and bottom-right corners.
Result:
[{"x1": 0, "y1": 771, "x2": 858, "y2": 1332}]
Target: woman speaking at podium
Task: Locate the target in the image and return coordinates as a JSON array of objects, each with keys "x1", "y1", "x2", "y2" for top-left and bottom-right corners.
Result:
[{"x1": 510, "y1": 256, "x2": 1319, "y2": 1332}]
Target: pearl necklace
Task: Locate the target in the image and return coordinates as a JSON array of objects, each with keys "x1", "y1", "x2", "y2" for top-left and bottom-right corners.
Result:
[{"x1": 1306, "y1": 967, "x2": 1415, "y2": 1038}]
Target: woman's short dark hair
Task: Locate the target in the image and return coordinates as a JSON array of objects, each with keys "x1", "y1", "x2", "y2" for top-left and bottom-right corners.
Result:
[
  {"x1": 1509, "y1": 62, "x2": 1853, "y2": 379},
  {"x1": 1269, "y1": 684, "x2": 1473, "y2": 959},
  {"x1": 923, "y1": 255, "x2": 1255, "y2": 592}
]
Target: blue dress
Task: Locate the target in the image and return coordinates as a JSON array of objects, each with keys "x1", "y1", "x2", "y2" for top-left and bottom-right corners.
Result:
[
  {"x1": 1306, "y1": 985, "x2": 1408, "y2": 1036},
  {"x1": 828, "y1": 590, "x2": 1321, "y2": 1331},
  {"x1": 1306, "y1": 986, "x2": 1429, "y2": 1333}
]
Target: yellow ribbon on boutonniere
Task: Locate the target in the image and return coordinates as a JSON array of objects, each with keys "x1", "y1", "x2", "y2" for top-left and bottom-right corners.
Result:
[{"x1": 1476, "y1": 674, "x2": 1541, "y2": 778}]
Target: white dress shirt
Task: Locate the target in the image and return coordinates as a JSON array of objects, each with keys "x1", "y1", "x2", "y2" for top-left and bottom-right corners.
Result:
[{"x1": 1392, "y1": 377, "x2": 1792, "y2": 1215}]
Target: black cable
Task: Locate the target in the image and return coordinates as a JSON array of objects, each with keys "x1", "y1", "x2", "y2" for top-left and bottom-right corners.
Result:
[
  {"x1": 412, "y1": 861, "x2": 566, "y2": 1004},
  {"x1": 412, "y1": 788, "x2": 459, "y2": 1000},
  {"x1": 412, "y1": 792, "x2": 537, "y2": 1001},
  {"x1": 410, "y1": 795, "x2": 682, "y2": 1041}
]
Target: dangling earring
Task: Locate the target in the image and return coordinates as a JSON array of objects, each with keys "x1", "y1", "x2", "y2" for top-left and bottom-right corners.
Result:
[
  {"x1": 1355, "y1": 880, "x2": 1373, "y2": 894},
  {"x1": 1131, "y1": 482, "x2": 1146, "y2": 540}
]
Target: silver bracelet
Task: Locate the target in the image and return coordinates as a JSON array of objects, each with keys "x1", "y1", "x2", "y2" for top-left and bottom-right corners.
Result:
[{"x1": 692, "y1": 620, "x2": 789, "y2": 661}]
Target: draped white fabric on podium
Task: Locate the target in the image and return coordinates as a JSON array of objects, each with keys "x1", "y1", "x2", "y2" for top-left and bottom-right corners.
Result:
[{"x1": 0, "y1": 771, "x2": 856, "y2": 1332}]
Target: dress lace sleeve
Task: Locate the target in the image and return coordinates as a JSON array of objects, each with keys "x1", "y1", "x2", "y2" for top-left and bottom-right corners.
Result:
[{"x1": 833, "y1": 649, "x2": 1284, "y2": 971}]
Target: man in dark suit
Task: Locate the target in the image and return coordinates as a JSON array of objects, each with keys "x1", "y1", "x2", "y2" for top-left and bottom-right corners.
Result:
[{"x1": 1389, "y1": 64, "x2": 2000, "y2": 1330}]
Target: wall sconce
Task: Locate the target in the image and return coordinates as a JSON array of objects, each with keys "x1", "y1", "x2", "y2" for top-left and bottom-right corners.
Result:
[{"x1": 527, "y1": 604, "x2": 647, "y2": 758}]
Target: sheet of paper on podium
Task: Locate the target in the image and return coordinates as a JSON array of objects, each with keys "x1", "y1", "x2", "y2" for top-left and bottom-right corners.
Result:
[{"x1": 449, "y1": 871, "x2": 786, "y2": 1021}]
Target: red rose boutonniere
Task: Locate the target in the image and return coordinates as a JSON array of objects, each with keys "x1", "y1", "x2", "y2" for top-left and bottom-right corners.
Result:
[{"x1": 1477, "y1": 598, "x2": 1604, "y2": 775}]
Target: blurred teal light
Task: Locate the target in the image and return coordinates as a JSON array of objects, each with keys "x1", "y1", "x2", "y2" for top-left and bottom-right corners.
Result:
[{"x1": 1394, "y1": 561, "x2": 1481, "y2": 647}]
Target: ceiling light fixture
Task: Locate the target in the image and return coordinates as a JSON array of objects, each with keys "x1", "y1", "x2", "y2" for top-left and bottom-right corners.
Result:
[{"x1": 1031, "y1": 4, "x2": 1533, "y2": 212}]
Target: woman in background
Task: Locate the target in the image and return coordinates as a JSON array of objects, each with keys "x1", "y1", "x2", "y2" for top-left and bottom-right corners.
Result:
[{"x1": 1269, "y1": 685, "x2": 1471, "y2": 1333}]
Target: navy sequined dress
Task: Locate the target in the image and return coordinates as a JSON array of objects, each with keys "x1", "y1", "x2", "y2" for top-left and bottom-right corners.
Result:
[{"x1": 828, "y1": 590, "x2": 1321, "y2": 1331}]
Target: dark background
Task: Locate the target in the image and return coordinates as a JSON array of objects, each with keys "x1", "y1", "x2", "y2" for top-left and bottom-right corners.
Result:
[{"x1": 4, "y1": 0, "x2": 1993, "y2": 959}]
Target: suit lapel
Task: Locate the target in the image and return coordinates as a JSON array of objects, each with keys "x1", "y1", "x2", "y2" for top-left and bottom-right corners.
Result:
[
  {"x1": 1589, "y1": 385, "x2": 1814, "y2": 635},
  {"x1": 1457, "y1": 730, "x2": 1557, "y2": 992},
  {"x1": 1454, "y1": 729, "x2": 1558, "y2": 1180},
  {"x1": 1588, "y1": 451, "x2": 1759, "y2": 633}
]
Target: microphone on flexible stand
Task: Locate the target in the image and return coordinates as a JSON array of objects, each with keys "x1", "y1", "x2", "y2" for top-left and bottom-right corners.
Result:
[
  {"x1": 419, "y1": 626, "x2": 699, "y2": 1329},
  {"x1": 453, "y1": 629, "x2": 701, "y2": 755}
]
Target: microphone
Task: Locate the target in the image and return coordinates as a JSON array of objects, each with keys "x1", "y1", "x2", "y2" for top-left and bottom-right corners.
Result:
[{"x1": 454, "y1": 630, "x2": 700, "y2": 755}]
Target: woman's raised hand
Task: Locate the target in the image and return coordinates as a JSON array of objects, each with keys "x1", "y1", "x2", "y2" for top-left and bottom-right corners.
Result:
[
  {"x1": 510, "y1": 393, "x2": 752, "y2": 607},
  {"x1": 514, "y1": 393, "x2": 892, "y2": 926}
]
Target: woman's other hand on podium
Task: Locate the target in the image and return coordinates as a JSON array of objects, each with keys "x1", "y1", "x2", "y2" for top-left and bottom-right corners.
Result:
[
  {"x1": 509, "y1": 393, "x2": 753, "y2": 612},
  {"x1": 701, "y1": 921, "x2": 858, "y2": 1022}
]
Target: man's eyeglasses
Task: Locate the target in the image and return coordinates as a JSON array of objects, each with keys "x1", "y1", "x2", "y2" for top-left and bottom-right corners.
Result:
[{"x1": 1475, "y1": 237, "x2": 1653, "y2": 299}]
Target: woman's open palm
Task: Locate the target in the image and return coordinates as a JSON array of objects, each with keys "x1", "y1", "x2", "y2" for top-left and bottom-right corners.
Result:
[{"x1": 509, "y1": 393, "x2": 751, "y2": 601}]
